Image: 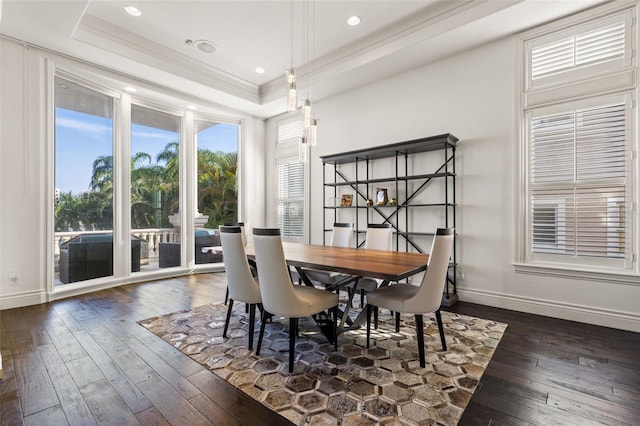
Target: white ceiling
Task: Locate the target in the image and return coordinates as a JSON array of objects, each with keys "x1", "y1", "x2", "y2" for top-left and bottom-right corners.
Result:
[{"x1": 0, "y1": 0, "x2": 610, "y2": 118}]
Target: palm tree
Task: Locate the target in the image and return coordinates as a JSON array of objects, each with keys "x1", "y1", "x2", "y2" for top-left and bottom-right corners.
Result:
[
  {"x1": 198, "y1": 150, "x2": 238, "y2": 227},
  {"x1": 156, "y1": 142, "x2": 180, "y2": 217},
  {"x1": 130, "y1": 152, "x2": 164, "y2": 228},
  {"x1": 90, "y1": 155, "x2": 114, "y2": 192},
  {"x1": 55, "y1": 192, "x2": 84, "y2": 231}
]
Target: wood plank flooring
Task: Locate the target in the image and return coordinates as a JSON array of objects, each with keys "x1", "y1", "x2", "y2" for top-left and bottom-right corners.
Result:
[{"x1": 1, "y1": 274, "x2": 638, "y2": 425}]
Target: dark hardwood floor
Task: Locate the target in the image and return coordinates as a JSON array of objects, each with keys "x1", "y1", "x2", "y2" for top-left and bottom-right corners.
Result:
[{"x1": 1, "y1": 274, "x2": 638, "y2": 425}]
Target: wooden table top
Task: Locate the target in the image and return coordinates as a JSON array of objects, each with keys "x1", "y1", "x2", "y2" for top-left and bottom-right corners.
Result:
[{"x1": 245, "y1": 242, "x2": 429, "y2": 282}]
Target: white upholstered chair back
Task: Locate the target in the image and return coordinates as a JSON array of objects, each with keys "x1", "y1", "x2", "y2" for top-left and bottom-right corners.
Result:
[
  {"x1": 364, "y1": 224, "x2": 392, "y2": 251},
  {"x1": 329, "y1": 223, "x2": 353, "y2": 248},
  {"x1": 252, "y1": 228, "x2": 307, "y2": 317},
  {"x1": 404, "y1": 228, "x2": 454, "y2": 313},
  {"x1": 223, "y1": 222, "x2": 246, "y2": 245},
  {"x1": 219, "y1": 226, "x2": 261, "y2": 304}
]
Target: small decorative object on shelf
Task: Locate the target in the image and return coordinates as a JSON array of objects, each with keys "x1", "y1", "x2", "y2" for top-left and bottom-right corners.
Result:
[
  {"x1": 340, "y1": 194, "x2": 353, "y2": 207},
  {"x1": 366, "y1": 199, "x2": 374, "y2": 206},
  {"x1": 389, "y1": 198, "x2": 397, "y2": 206},
  {"x1": 376, "y1": 188, "x2": 388, "y2": 205}
]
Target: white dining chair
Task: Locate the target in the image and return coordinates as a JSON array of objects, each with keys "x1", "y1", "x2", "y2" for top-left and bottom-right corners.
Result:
[
  {"x1": 252, "y1": 228, "x2": 339, "y2": 373},
  {"x1": 302, "y1": 223, "x2": 353, "y2": 287},
  {"x1": 365, "y1": 228, "x2": 454, "y2": 368},
  {"x1": 222, "y1": 222, "x2": 248, "y2": 305},
  {"x1": 349, "y1": 223, "x2": 393, "y2": 310},
  {"x1": 220, "y1": 226, "x2": 262, "y2": 350}
]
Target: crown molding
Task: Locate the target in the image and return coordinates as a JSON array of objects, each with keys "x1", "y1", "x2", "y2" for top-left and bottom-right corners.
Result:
[{"x1": 260, "y1": 0, "x2": 523, "y2": 103}]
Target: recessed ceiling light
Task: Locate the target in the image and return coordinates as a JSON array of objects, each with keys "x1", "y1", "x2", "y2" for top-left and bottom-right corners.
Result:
[
  {"x1": 124, "y1": 86, "x2": 137, "y2": 93},
  {"x1": 187, "y1": 105, "x2": 197, "y2": 110},
  {"x1": 347, "y1": 16, "x2": 361, "y2": 26},
  {"x1": 193, "y1": 40, "x2": 217, "y2": 54},
  {"x1": 255, "y1": 67, "x2": 265, "y2": 74},
  {"x1": 124, "y1": 6, "x2": 142, "y2": 17}
]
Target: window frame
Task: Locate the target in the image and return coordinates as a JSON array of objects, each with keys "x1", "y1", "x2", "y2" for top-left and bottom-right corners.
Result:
[{"x1": 515, "y1": 1, "x2": 639, "y2": 281}]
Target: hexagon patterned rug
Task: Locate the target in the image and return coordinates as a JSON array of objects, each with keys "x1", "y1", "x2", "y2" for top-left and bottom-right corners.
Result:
[{"x1": 139, "y1": 303, "x2": 507, "y2": 425}]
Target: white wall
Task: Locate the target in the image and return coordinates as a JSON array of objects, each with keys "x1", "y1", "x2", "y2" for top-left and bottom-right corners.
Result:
[
  {"x1": 0, "y1": 39, "x2": 267, "y2": 309},
  {"x1": 267, "y1": 36, "x2": 640, "y2": 332},
  {"x1": 0, "y1": 40, "x2": 49, "y2": 307}
]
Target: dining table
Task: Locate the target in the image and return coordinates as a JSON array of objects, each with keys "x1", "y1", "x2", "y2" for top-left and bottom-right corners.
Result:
[{"x1": 243, "y1": 242, "x2": 430, "y2": 339}]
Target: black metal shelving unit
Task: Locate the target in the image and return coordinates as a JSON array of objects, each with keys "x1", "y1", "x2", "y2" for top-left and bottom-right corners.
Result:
[{"x1": 320, "y1": 133, "x2": 459, "y2": 306}]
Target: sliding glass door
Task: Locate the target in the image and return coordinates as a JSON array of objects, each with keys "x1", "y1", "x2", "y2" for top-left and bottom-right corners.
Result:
[
  {"x1": 130, "y1": 104, "x2": 181, "y2": 271},
  {"x1": 53, "y1": 73, "x2": 241, "y2": 288},
  {"x1": 54, "y1": 76, "x2": 116, "y2": 285},
  {"x1": 194, "y1": 119, "x2": 239, "y2": 265}
]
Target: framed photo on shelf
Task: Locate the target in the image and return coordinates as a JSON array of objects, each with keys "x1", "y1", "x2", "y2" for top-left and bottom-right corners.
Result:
[
  {"x1": 340, "y1": 194, "x2": 353, "y2": 207},
  {"x1": 376, "y1": 188, "x2": 388, "y2": 205}
]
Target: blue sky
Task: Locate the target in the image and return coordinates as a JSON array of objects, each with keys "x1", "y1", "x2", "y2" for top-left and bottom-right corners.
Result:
[{"x1": 55, "y1": 108, "x2": 238, "y2": 194}]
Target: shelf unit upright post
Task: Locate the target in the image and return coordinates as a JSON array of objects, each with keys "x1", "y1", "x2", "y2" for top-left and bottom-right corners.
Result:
[{"x1": 321, "y1": 133, "x2": 459, "y2": 306}]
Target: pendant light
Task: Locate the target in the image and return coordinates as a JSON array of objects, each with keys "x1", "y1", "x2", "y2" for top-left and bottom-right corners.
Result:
[
  {"x1": 286, "y1": 0, "x2": 297, "y2": 112},
  {"x1": 286, "y1": 0, "x2": 319, "y2": 161},
  {"x1": 302, "y1": 98, "x2": 311, "y2": 127},
  {"x1": 299, "y1": 136, "x2": 308, "y2": 162},
  {"x1": 287, "y1": 80, "x2": 297, "y2": 112},
  {"x1": 308, "y1": 119, "x2": 317, "y2": 146}
]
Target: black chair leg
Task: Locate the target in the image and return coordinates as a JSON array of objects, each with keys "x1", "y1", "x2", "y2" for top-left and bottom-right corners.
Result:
[
  {"x1": 256, "y1": 309, "x2": 268, "y2": 355},
  {"x1": 395, "y1": 312, "x2": 400, "y2": 333},
  {"x1": 366, "y1": 304, "x2": 372, "y2": 348},
  {"x1": 435, "y1": 309, "x2": 447, "y2": 351},
  {"x1": 415, "y1": 314, "x2": 425, "y2": 368},
  {"x1": 248, "y1": 304, "x2": 256, "y2": 350},
  {"x1": 333, "y1": 306, "x2": 338, "y2": 352},
  {"x1": 289, "y1": 317, "x2": 298, "y2": 373},
  {"x1": 374, "y1": 306, "x2": 379, "y2": 329},
  {"x1": 223, "y1": 299, "x2": 234, "y2": 338},
  {"x1": 360, "y1": 289, "x2": 365, "y2": 308},
  {"x1": 224, "y1": 287, "x2": 229, "y2": 305}
]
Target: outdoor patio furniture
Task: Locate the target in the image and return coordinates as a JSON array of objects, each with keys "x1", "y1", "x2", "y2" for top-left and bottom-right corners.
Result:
[
  {"x1": 59, "y1": 233, "x2": 141, "y2": 283},
  {"x1": 158, "y1": 228, "x2": 223, "y2": 267}
]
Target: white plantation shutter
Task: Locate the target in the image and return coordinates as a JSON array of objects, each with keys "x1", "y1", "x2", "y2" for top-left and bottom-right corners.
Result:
[
  {"x1": 278, "y1": 120, "x2": 304, "y2": 143},
  {"x1": 276, "y1": 120, "x2": 306, "y2": 241},
  {"x1": 529, "y1": 97, "x2": 630, "y2": 266},
  {"x1": 527, "y1": 12, "x2": 630, "y2": 88},
  {"x1": 531, "y1": 21, "x2": 625, "y2": 79},
  {"x1": 276, "y1": 160, "x2": 305, "y2": 239}
]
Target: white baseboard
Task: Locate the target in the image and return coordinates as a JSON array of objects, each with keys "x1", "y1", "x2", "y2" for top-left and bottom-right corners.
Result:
[
  {"x1": 457, "y1": 287, "x2": 640, "y2": 333},
  {"x1": 0, "y1": 289, "x2": 48, "y2": 310}
]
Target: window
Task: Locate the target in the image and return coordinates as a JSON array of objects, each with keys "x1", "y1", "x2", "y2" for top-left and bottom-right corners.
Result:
[
  {"x1": 195, "y1": 119, "x2": 239, "y2": 230},
  {"x1": 530, "y1": 17, "x2": 625, "y2": 79},
  {"x1": 526, "y1": 11, "x2": 631, "y2": 91},
  {"x1": 519, "y1": 5, "x2": 636, "y2": 274},
  {"x1": 54, "y1": 76, "x2": 116, "y2": 284},
  {"x1": 195, "y1": 118, "x2": 239, "y2": 265},
  {"x1": 275, "y1": 120, "x2": 306, "y2": 241},
  {"x1": 130, "y1": 104, "x2": 181, "y2": 271}
]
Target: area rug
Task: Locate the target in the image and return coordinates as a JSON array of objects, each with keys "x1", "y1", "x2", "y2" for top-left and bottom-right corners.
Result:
[{"x1": 139, "y1": 303, "x2": 507, "y2": 425}]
